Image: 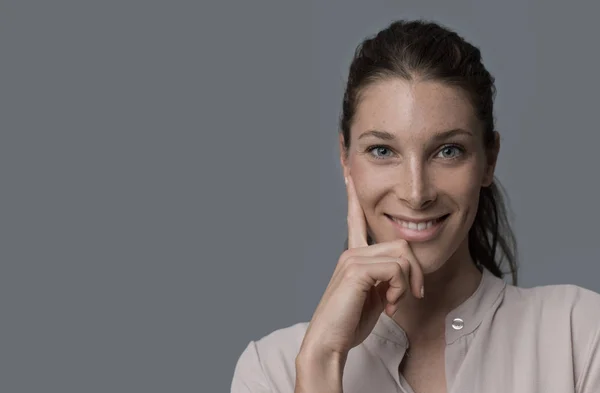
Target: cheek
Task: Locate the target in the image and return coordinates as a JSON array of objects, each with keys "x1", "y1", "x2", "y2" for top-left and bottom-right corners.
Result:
[
  {"x1": 435, "y1": 165, "x2": 483, "y2": 209},
  {"x1": 349, "y1": 163, "x2": 393, "y2": 210}
]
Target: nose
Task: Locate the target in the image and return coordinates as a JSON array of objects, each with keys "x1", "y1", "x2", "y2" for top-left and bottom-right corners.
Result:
[{"x1": 394, "y1": 159, "x2": 437, "y2": 210}]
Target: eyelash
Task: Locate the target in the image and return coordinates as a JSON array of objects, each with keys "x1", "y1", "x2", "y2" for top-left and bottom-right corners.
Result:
[{"x1": 365, "y1": 144, "x2": 466, "y2": 161}]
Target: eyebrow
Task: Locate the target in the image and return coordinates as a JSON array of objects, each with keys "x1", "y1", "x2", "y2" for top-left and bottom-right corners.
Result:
[{"x1": 357, "y1": 128, "x2": 474, "y2": 142}]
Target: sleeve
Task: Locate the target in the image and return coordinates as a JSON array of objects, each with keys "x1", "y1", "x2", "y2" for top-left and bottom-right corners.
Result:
[
  {"x1": 577, "y1": 327, "x2": 600, "y2": 393},
  {"x1": 230, "y1": 341, "x2": 273, "y2": 393}
]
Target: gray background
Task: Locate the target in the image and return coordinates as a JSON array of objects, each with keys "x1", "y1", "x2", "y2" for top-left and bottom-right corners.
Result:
[{"x1": 2, "y1": 0, "x2": 599, "y2": 392}]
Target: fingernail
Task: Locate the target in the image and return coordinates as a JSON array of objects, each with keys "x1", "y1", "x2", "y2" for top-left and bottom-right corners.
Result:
[
  {"x1": 344, "y1": 176, "x2": 348, "y2": 185},
  {"x1": 420, "y1": 286, "x2": 425, "y2": 299}
]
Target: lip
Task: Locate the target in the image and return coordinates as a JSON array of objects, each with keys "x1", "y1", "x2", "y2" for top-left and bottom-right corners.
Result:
[
  {"x1": 386, "y1": 213, "x2": 449, "y2": 242},
  {"x1": 387, "y1": 213, "x2": 447, "y2": 223}
]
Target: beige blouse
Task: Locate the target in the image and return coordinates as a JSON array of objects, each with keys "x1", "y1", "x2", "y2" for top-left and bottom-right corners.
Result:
[{"x1": 231, "y1": 268, "x2": 600, "y2": 392}]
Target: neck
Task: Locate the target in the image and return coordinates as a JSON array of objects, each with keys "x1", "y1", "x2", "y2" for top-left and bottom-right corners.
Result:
[{"x1": 391, "y1": 243, "x2": 483, "y2": 344}]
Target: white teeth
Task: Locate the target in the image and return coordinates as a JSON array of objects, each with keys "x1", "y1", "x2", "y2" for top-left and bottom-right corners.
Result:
[{"x1": 393, "y1": 217, "x2": 441, "y2": 231}]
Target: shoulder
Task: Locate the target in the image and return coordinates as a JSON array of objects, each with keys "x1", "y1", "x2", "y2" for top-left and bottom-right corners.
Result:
[
  {"x1": 501, "y1": 282, "x2": 600, "y2": 385},
  {"x1": 503, "y1": 281, "x2": 600, "y2": 325},
  {"x1": 231, "y1": 322, "x2": 308, "y2": 393}
]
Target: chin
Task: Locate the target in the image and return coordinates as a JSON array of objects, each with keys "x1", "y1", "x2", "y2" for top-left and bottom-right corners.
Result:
[{"x1": 411, "y1": 246, "x2": 453, "y2": 275}]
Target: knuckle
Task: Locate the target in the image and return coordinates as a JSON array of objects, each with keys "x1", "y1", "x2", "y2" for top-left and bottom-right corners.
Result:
[
  {"x1": 345, "y1": 255, "x2": 360, "y2": 266},
  {"x1": 338, "y1": 249, "x2": 353, "y2": 264},
  {"x1": 343, "y1": 264, "x2": 362, "y2": 280},
  {"x1": 395, "y1": 238, "x2": 409, "y2": 248},
  {"x1": 397, "y1": 257, "x2": 411, "y2": 270}
]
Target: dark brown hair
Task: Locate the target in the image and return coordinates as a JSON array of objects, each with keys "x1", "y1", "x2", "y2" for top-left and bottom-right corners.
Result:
[{"x1": 340, "y1": 20, "x2": 518, "y2": 284}]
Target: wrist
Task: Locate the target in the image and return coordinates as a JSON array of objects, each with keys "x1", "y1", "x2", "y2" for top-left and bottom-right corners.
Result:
[{"x1": 295, "y1": 349, "x2": 346, "y2": 393}]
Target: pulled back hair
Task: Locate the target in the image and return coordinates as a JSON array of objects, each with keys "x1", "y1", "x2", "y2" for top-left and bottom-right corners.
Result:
[{"x1": 340, "y1": 20, "x2": 518, "y2": 284}]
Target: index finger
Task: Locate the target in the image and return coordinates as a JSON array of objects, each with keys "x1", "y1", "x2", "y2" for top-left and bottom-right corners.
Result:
[
  {"x1": 345, "y1": 175, "x2": 368, "y2": 249},
  {"x1": 357, "y1": 240, "x2": 425, "y2": 299}
]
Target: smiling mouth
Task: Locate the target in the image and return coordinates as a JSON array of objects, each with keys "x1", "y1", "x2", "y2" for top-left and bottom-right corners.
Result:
[{"x1": 385, "y1": 214, "x2": 450, "y2": 232}]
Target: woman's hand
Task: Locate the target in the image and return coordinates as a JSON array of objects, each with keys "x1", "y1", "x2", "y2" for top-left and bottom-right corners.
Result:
[{"x1": 298, "y1": 175, "x2": 424, "y2": 362}]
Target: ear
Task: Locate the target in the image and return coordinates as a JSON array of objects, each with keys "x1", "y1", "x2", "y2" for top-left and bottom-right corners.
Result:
[
  {"x1": 482, "y1": 131, "x2": 500, "y2": 187},
  {"x1": 339, "y1": 132, "x2": 350, "y2": 178}
]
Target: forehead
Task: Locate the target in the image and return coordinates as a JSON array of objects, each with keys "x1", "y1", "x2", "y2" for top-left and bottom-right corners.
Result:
[{"x1": 351, "y1": 78, "x2": 479, "y2": 138}]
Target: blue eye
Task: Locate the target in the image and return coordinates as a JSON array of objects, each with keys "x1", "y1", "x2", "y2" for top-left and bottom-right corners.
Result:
[
  {"x1": 367, "y1": 145, "x2": 394, "y2": 159},
  {"x1": 437, "y1": 145, "x2": 463, "y2": 159}
]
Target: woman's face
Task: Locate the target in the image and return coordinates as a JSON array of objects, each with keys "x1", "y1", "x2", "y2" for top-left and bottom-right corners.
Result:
[{"x1": 340, "y1": 78, "x2": 499, "y2": 274}]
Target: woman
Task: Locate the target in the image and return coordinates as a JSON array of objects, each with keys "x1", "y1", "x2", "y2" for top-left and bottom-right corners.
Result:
[{"x1": 231, "y1": 20, "x2": 600, "y2": 393}]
